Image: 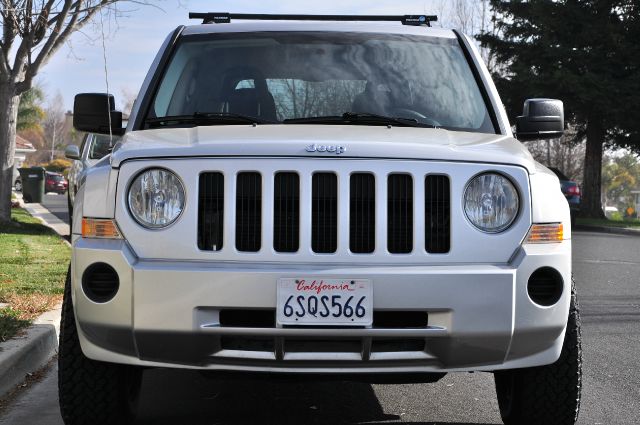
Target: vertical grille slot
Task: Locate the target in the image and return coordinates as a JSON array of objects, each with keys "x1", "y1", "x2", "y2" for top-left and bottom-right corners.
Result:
[
  {"x1": 312, "y1": 173, "x2": 337, "y2": 253},
  {"x1": 387, "y1": 174, "x2": 413, "y2": 253},
  {"x1": 350, "y1": 173, "x2": 375, "y2": 253},
  {"x1": 236, "y1": 172, "x2": 262, "y2": 252},
  {"x1": 425, "y1": 175, "x2": 451, "y2": 253},
  {"x1": 273, "y1": 172, "x2": 300, "y2": 253},
  {"x1": 198, "y1": 172, "x2": 224, "y2": 251}
]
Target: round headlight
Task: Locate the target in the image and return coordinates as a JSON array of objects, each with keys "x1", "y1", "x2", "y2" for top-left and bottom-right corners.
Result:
[
  {"x1": 128, "y1": 168, "x2": 185, "y2": 228},
  {"x1": 464, "y1": 172, "x2": 519, "y2": 233}
]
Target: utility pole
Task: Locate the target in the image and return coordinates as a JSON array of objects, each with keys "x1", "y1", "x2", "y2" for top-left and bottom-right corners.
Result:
[{"x1": 51, "y1": 125, "x2": 56, "y2": 162}]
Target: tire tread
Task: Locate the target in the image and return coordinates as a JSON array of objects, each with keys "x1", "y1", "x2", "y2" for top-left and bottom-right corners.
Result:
[
  {"x1": 58, "y1": 267, "x2": 136, "y2": 425},
  {"x1": 496, "y1": 277, "x2": 582, "y2": 425}
]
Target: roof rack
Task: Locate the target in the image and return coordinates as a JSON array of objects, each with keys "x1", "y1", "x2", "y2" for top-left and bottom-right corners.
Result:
[{"x1": 188, "y1": 13, "x2": 438, "y2": 27}]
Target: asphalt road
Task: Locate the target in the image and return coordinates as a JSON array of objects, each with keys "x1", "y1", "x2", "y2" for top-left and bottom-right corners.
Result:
[{"x1": 1, "y1": 230, "x2": 638, "y2": 425}]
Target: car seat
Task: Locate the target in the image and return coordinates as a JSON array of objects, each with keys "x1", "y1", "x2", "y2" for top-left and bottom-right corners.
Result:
[
  {"x1": 351, "y1": 82, "x2": 392, "y2": 115},
  {"x1": 226, "y1": 87, "x2": 277, "y2": 121}
]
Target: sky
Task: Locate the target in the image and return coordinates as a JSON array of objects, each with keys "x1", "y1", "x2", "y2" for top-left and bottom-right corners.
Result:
[{"x1": 39, "y1": 0, "x2": 452, "y2": 111}]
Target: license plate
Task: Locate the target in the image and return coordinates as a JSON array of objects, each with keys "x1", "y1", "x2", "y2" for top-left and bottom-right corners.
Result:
[{"x1": 277, "y1": 278, "x2": 372, "y2": 326}]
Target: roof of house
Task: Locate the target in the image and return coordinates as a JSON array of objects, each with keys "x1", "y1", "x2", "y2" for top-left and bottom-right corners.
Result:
[{"x1": 15, "y1": 135, "x2": 36, "y2": 153}]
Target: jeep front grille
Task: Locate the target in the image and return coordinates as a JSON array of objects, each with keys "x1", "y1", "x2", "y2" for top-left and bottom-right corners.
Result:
[
  {"x1": 387, "y1": 174, "x2": 414, "y2": 254},
  {"x1": 350, "y1": 173, "x2": 376, "y2": 254},
  {"x1": 197, "y1": 170, "x2": 451, "y2": 255},
  {"x1": 197, "y1": 172, "x2": 224, "y2": 251},
  {"x1": 311, "y1": 173, "x2": 338, "y2": 253},
  {"x1": 235, "y1": 172, "x2": 262, "y2": 252},
  {"x1": 273, "y1": 172, "x2": 300, "y2": 253},
  {"x1": 425, "y1": 175, "x2": 451, "y2": 254}
]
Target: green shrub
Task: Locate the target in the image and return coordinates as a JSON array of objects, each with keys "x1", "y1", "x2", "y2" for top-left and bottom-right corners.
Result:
[{"x1": 610, "y1": 211, "x2": 623, "y2": 221}]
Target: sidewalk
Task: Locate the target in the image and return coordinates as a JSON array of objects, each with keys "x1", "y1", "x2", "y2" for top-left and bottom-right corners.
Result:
[
  {"x1": 14, "y1": 192, "x2": 70, "y2": 240},
  {"x1": 0, "y1": 193, "x2": 66, "y2": 399}
]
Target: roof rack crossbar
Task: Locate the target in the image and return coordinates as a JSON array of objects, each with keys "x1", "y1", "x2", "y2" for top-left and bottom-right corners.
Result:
[{"x1": 188, "y1": 13, "x2": 438, "y2": 27}]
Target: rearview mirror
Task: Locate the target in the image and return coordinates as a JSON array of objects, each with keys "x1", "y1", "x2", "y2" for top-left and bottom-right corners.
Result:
[
  {"x1": 73, "y1": 93, "x2": 124, "y2": 135},
  {"x1": 515, "y1": 99, "x2": 564, "y2": 141},
  {"x1": 65, "y1": 145, "x2": 80, "y2": 160}
]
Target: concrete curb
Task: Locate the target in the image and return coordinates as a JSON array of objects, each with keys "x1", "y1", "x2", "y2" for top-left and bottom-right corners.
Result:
[
  {"x1": 1, "y1": 192, "x2": 66, "y2": 399},
  {"x1": 0, "y1": 304, "x2": 62, "y2": 399},
  {"x1": 575, "y1": 224, "x2": 640, "y2": 237}
]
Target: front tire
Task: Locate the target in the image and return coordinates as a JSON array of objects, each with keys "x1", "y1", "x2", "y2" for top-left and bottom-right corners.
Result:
[
  {"x1": 494, "y1": 279, "x2": 582, "y2": 425},
  {"x1": 67, "y1": 194, "x2": 73, "y2": 231},
  {"x1": 58, "y1": 267, "x2": 142, "y2": 425}
]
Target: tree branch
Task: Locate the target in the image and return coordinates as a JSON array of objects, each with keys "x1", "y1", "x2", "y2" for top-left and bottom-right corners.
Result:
[
  {"x1": 10, "y1": 5, "x2": 36, "y2": 85},
  {"x1": 45, "y1": 0, "x2": 130, "y2": 27},
  {"x1": 45, "y1": 0, "x2": 80, "y2": 26},
  {"x1": 1, "y1": 0, "x2": 19, "y2": 67},
  {"x1": 45, "y1": 0, "x2": 109, "y2": 58},
  {"x1": 11, "y1": 0, "x2": 152, "y2": 92},
  {"x1": 14, "y1": 0, "x2": 72, "y2": 92},
  {"x1": 29, "y1": 0, "x2": 74, "y2": 69}
]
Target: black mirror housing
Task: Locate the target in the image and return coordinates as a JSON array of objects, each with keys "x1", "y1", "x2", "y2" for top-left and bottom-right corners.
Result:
[
  {"x1": 73, "y1": 93, "x2": 124, "y2": 135},
  {"x1": 515, "y1": 98, "x2": 564, "y2": 141}
]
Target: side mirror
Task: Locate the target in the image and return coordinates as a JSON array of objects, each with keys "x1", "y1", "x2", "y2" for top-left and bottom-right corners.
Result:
[
  {"x1": 65, "y1": 145, "x2": 80, "y2": 160},
  {"x1": 73, "y1": 93, "x2": 124, "y2": 136},
  {"x1": 515, "y1": 98, "x2": 564, "y2": 141}
]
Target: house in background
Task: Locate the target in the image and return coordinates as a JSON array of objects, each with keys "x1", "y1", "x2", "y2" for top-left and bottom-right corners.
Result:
[
  {"x1": 13, "y1": 135, "x2": 37, "y2": 186},
  {"x1": 15, "y1": 135, "x2": 36, "y2": 168}
]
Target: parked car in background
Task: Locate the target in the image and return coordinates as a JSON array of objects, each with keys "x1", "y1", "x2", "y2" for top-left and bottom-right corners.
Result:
[
  {"x1": 44, "y1": 171, "x2": 68, "y2": 194},
  {"x1": 65, "y1": 132, "x2": 121, "y2": 221},
  {"x1": 13, "y1": 167, "x2": 21, "y2": 192},
  {"x1": 604, "y1": 206, "x2": 619, "y2": 219},
  {"x1": 549, "y1": 167, "x2": 580, "y2": 225}
]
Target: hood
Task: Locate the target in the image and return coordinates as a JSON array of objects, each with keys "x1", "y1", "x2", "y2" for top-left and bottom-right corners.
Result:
[{"x1": 110, "y1": 125, "x2": 536, "y2": 173}]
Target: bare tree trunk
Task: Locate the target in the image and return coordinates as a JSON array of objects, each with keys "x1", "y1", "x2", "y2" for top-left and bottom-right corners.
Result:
[
  {"x1": 0, "y1": 82, "x2": 20, "y2": 223},
  {"x1": 581, "y1": 117, "x2": 606, "y2": 218}
]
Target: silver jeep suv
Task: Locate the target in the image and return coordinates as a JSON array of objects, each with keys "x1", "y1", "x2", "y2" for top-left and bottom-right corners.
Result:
[{"x1": 59, "y1": 13, "x2": 581, "y2": 425}]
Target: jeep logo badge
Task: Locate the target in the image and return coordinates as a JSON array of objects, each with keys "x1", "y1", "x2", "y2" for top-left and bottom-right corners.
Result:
[{"x1": 305, "y1": 144, "x2": 346, "y2": 155}]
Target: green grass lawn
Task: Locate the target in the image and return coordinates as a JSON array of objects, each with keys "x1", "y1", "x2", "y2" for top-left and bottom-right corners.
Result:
[
  {"x1": 0, "y1": 208, "x2": 71, "y2": 342},
  {"x1": 576, "y1": 217, "x2": 640, "y2": 229}
]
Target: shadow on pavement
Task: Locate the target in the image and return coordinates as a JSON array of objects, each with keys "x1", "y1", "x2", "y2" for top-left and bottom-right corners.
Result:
[{"x1": 135, "y1": 369, "x2": 498, "y2": 425}]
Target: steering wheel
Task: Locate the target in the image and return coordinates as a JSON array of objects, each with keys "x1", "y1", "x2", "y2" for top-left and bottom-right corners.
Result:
[{"x1": 392, "y1": 108, "x2": 441, "y2": 127}]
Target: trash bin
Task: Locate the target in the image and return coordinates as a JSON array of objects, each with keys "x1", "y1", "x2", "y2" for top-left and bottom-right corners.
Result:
[{"x1": 18, "y1": 167, "x2": 46, "y2": 203}]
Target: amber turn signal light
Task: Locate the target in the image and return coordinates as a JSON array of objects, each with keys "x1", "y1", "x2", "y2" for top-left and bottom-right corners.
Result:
[
  {"x1": 81, "y1": 218, "x2": 122, "y2": 239},
  {"x1": 525, "y1": 223, "x2": 563, "y2": 244}
]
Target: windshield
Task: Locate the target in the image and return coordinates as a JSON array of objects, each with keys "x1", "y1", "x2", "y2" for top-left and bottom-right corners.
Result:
[
  {"x1": 48, "y1": 174, "x2": 64, "y2": 181},
  {"x1": 89, "y1": 134, "x2": 120, "y2": 160},
  {"x1": 147, "y1": 31, "x2": 495, "y2": 133}
]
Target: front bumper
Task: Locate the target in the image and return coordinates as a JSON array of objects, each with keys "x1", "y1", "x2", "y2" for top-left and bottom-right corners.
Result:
[{"x1": 71, "y1": 238, "x2": 571, "y2": 374}]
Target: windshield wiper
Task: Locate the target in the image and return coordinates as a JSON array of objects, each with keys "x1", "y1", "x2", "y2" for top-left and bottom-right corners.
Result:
[
  {"x1": 146, "y1": 112, "x2": 275, "y2": 128},
  {"x1": 283, "y1": 112, "x2": 436, "y2": 128}
]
